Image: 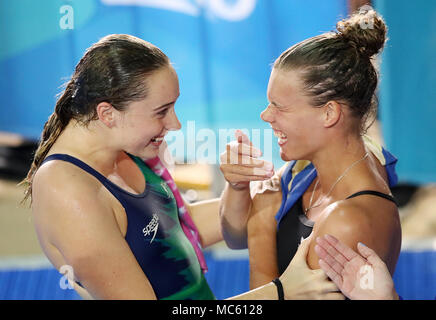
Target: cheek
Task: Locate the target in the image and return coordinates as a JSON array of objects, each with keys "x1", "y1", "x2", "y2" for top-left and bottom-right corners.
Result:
[{"x1": 120, "y1": 120, "x2": 158, "y2": 147}]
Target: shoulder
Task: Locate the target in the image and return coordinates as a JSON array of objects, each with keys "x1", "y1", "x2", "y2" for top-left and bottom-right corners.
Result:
[
  {"x1": 33, "y1": 158, "x2": 107, "y2": 204},
  {"x1": 314, "y1": 201, "x2": 374, "y2": 242},
  {"x1": 32, "y1": 159, "x2": 116, "y2": 237},
  {"x1": 32, "y1": 158, "x2": 126, "y2": 263},
  {"x1": 307, "y1": 202, "x2": 374, "y2": 269},
  {"x1": 307, "y1": 196, "x2": 400, "y2": 269}
]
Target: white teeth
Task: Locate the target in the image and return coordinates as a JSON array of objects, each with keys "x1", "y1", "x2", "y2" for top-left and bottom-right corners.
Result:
[
  {"x1": 278, "y1": 137, "x2": 287, "y2": 144},
  {"x1": 273, "y1": 130, "x2": 287, "y2": 139},
  {"x1": 151, "y1": 137, "x2": 164, "y2": 142}
]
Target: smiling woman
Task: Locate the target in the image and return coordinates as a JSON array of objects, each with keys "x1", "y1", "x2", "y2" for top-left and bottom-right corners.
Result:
[
  {"x1": 219, "y1": 7, "x2": 402, "y2": 296},
  {"x1": 19, "y1": 34, "x2": 217, "y2": 300}
]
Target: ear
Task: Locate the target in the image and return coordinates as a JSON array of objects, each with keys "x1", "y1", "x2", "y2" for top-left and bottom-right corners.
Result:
[
  {"x1": 323, "y1": 101, "x2": 342, "y2": 128},
  {"x1": 96, "y1": 102, "x2": 117, "y2": 128}
]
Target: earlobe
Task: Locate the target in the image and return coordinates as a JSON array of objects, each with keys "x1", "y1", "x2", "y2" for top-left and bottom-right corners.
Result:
[{"x1": 96, "y1": 102, "x2": 116, "y2": 128}]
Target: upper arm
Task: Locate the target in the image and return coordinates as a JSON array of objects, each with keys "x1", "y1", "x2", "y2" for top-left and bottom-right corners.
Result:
[
  {"x1": 32, "y1": 164, "x2": 156, "y2": 299},
  {"x1": 307, "y1": 204, "x2": 378, "y2": 270},
  {"x1": 185, "y1": 198, "x2": 222, "y2": 248}
]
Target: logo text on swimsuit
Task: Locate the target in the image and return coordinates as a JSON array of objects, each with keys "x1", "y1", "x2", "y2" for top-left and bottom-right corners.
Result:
[{"x1": 143, "y1": 214, "x2": 159, "y2": 243}]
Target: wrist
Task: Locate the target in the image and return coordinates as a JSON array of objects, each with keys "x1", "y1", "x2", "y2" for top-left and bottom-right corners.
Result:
[{"x1": 272, "y1": 278, "x2": 284, "y2": 300}]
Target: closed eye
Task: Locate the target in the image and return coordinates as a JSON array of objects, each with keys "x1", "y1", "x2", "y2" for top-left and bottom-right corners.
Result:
[{"x1": 156, "y1": 108, "x2": 170, "y2": 117}]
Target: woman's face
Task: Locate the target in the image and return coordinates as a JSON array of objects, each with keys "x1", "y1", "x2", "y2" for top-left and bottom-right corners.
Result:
[
  {"x1": 118, "y1": 66, "x2": 181, "y2": 160},
  {"x1": 261, "y1": 68, "x2": 326, "y2": 161}
]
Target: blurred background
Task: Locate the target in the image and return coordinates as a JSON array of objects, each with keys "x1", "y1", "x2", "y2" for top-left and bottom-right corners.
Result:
[{"x1": 0, "y1": 0, "x2": 435, "y2": 300}]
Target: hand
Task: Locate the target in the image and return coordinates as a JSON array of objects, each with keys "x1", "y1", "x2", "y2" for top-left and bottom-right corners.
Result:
[
  {"x1": 279, "y1": 235, "x2": 344, "y2": 300},
  {"x1": 315, "y1": 234, "x2": 398, "y2": 300},
  {"x1": 219, "y1": 130, "x2": 274, "y2": 191}
]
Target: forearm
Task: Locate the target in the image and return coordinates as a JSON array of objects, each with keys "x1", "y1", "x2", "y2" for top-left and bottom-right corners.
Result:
[
  {"x1": 187, "y1": 198, "x2": 222, "y2": 248},
  {"x1": 219, "y1": 183, "x2": 252, "y2": 249}
]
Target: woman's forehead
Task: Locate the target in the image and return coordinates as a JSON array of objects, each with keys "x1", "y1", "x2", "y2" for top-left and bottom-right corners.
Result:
[{"x1": 268, "y1": 69, "x2": 305, "y2": 103}]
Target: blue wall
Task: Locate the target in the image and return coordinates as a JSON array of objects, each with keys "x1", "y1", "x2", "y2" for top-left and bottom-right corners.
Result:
[{"x1": 375, "y1": 0, "x2": 436, "y2": 184}]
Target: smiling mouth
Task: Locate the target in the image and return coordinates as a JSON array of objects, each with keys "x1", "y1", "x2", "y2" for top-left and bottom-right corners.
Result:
[
  {"x1": 273, "y1": 129, "x2": 288, "y2": 145},
  {"x1": 150, "y1": 136, "x2": 165, "y2": 143}
]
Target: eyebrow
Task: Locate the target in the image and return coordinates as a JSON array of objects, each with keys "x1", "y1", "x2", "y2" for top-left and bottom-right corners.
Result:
[
  {"x1": 153, "y1": 94, "x2": 180, "y2": 111},
  {"x1": 270, "y1": 101, "x2": 280, "y2": 107},
  {"x1": 270, "y1": 100, "x2": 286, "y2": 108},
  {"x1": 153, "y1": 101, "x2": 174, "y2": 112}
]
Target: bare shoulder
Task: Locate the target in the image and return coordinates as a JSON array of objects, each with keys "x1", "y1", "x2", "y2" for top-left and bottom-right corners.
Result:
[
  {"x1": 314, "y1": 200, "x2": 375, "y2": 240},
  {"x1": 32, "y1": 159, "x2": 117, "y2": 247},
  {"x1": 34, "y1": 159, "x2": 97, "y2": 191},
  {"x1": 308, "y1": 196, "x2": 401, "y2": 270},
  {"x1": 33, "y1": 159, "x2": 109, "y2": 211}
]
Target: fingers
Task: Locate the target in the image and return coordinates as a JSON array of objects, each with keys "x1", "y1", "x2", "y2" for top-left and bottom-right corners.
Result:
[
  {"x1": 314, "y1": 244, "x2": 344, "y2": 275},
  {"x1": 223, "y1": 140, "x2": 263, "y2": 163},
  {"x1": 323, "y1": 292, "x2": 346, "y2": 300},
  {"x1": 321, "y1": 234, "x2": 358, "y2": 261},
  {"x1": 235, "y1": 129, "x2": 253, "y2": 147},
  {"x1": 223, "y1": 171, "x2": 272, "y2": 183},
  {"x1": 318, "y1": 259, "x2": 343, "y2": 289},
  {"x1": 357, "y1": 242, "x2": 385, "y2": 268},
  {"x1": 307, "y1": 270, "x2": 345, "y2": 300},
  {"x1": 220, "y1": 130, "x2": 275, "y2": 185},
  {"x1": 315, "y1": 236, "x2": 349, "y2": 267}
]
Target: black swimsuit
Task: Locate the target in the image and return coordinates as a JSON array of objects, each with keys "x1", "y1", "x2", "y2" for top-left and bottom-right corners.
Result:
[{"x1": 276, "y1": 190, "x2": 397, "y2": 275}]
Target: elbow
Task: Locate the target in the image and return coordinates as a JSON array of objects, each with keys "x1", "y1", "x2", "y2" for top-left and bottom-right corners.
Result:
[
  {"x1": 221, "y1": 228, "x2": 248, "y2": 250},
  {"x1": 219, "y1": 207, "x2": 249, "y2": 250}
]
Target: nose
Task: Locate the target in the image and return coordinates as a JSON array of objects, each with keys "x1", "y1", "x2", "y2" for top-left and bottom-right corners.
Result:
[
  {"x1": 260, "y1": 105, "x2": 274, "y2": 123},
  {"x1": 165, "y1": 108, "x2": 182, "y2": 131}
]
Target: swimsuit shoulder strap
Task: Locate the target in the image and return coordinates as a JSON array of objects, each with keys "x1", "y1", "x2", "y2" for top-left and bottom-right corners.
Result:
[
  {"x1": 346, "y1": 190, "x2": 398, "y2": 206},
  {"x1": 41, "y1": 153, "x2": 110, "y2": 186}
]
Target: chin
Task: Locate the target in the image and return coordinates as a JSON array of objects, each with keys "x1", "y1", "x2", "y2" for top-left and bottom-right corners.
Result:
[
  {"x1": 141, "y1": 149, "x2": 160, "y2": 161},
  {"x1": 279, "y1": 148, "x2": 292, "y2": 162},
  {"x1": 279, "y1": 146, "x2": 303, "y2": 162},
  {"x1": 127, "y1": 146, "x2": 158, "y2": 161}
]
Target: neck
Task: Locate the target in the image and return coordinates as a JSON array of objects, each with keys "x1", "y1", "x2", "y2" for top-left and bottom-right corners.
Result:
[
  {"x1": 311, "y1": 134, "x2": 368, "y2": 198},
  {"x1": 50, "y1": 120, "x2": 123, "y2": 175}
]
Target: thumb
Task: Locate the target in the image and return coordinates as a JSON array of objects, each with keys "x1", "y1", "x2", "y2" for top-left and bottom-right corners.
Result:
[{"x1": 235, "y1": 129, "x2": 253, "y2": 146}]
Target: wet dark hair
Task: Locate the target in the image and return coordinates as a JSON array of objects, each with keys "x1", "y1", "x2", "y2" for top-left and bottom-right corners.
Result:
[
  {"x1": 21, "y1": 34, "x2": 169, "y2": 203},
  {"x1": 274, "y1": 7, "x2": 387, "y2": 133}
]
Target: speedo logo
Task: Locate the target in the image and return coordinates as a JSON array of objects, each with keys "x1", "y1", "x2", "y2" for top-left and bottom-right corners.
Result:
[{"x1": 143, "y1": 213, "x2": 159, "y2": 243}]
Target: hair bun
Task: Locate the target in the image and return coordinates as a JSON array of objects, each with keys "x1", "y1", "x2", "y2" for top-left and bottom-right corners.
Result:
[{"x1": 336, "y1": 6, "x2": 387, "y2": 58}]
